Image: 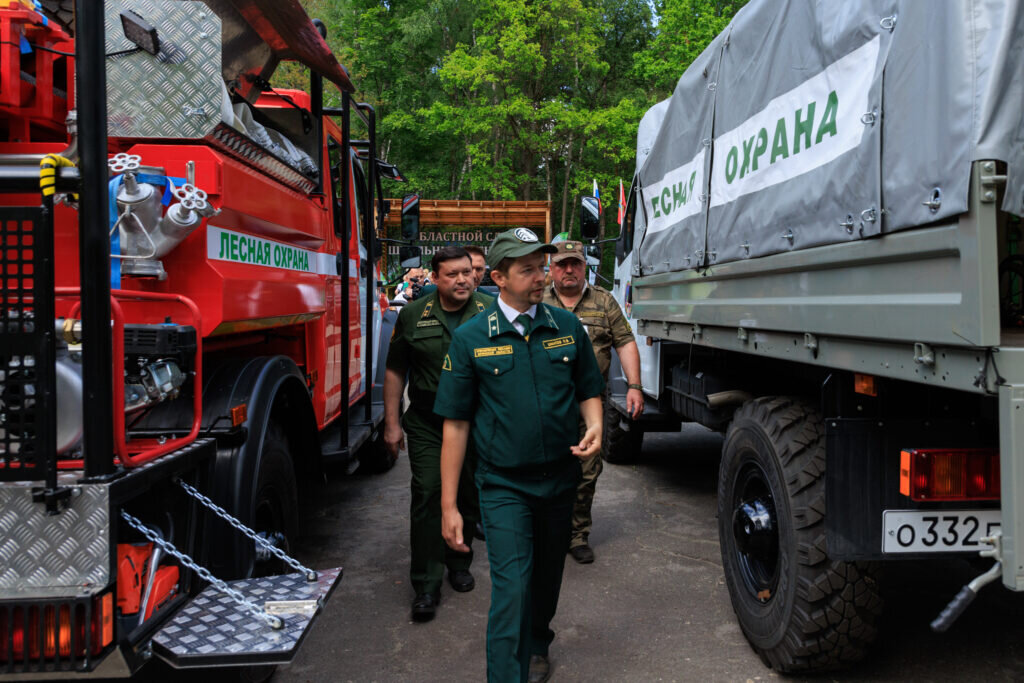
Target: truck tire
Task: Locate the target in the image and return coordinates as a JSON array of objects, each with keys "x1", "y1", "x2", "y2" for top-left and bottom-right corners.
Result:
[
  {"x1": 717, "y1": 397, "x2": 881, "y2": 672},
  {"x1": 251, "y1": 421, "x2": 299, "y2": 578},
  {"x1": 603, "y1": 408, "x2": 644, "y2": 464},
  {"x1": 357, "y1": 427, "x2": 398, "y2": 474}
]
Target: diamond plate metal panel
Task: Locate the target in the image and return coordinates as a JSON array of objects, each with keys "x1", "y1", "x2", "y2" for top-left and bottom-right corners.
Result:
[
  {"x1": 208, "y1": 123, "x2": 317, "y2": 194},
  {"x1": 153, "y1": 568, "x2": 342, "y2": 667},
  {"x1": 0, "y1": 475, "x2": 110, "y2": 593},
  {"x1": 105, "y1": 0, "x2": 223, "y2": 139}
]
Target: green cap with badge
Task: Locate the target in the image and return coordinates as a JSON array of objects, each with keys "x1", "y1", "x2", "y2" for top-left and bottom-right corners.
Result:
[{"x1": 487, "y1": 228, "x2": 557, "y2": 269}]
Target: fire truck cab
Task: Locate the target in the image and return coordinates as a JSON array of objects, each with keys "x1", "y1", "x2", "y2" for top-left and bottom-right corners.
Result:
[{"x1": 0, "y1": 0, "x2": 410, "y2": 677}]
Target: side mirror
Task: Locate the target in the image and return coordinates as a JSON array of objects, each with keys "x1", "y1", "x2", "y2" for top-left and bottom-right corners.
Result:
[
  {"x1": 377, "y1": 160, "x2": 406, "y2": 183},
  {"x1": 401, "y1": 193, "x2": 420, "y2": 242},
  {"x1": 580, "y1": 196, "x2": 600, "y2": 241},
  {"x1": 399, "y1": 245, "x2": 421, "y2": 269}
]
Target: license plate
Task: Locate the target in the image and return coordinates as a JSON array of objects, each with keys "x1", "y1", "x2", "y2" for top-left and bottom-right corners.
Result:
[{"x1": 882, "y1": 510, "x2": 1000, "y2": 553}]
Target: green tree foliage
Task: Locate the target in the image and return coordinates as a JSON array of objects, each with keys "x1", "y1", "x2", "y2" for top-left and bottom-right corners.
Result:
[
  {"x1": 284, "y1": 0, "x2": 745, "y2": 261},
  {"x1": 635, "y1": 0, "x2": 746, "y2": 97}
]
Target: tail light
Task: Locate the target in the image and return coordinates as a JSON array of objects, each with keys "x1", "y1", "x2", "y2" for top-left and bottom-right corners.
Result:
[
  {"x1": 0, "y1": 591, "x2": 114, "y2": 668},
  {"x1": 900, "y1": 448, "x2": 1000, "y2": 501}
]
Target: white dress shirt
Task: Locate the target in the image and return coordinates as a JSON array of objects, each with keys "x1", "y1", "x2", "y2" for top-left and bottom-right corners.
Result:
[{"x1": 497, "y1": 296, "x2": 536, "y2": 336}]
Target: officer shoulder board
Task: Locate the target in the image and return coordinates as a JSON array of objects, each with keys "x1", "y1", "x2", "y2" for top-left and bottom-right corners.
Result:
[
  {"x1": 422, "y1": 300, "x2": 433, "y2": 318},
  {"x1": 476, "y1": 300, "x2": 486, "y2": 313},
  {"x1": 487, "y1": 311, "x2": 500, "y2": 336}
]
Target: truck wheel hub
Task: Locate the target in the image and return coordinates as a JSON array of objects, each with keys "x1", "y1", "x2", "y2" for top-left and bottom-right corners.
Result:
[{"x1": 730, "y1": 463, "x2": 781, "y2": 600}]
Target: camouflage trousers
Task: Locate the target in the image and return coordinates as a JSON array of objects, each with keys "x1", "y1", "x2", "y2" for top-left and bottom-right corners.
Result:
[{"x1": 571, "y1": 400, "x2": 605, "y2": 548}]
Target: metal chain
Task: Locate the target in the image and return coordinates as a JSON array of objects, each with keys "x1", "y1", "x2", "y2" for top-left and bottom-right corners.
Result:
[
  {"x1": 176, "y1": 479, "x2": 318, "y2": 581},
  {"x1": 119, "y1": 510, "x2": 284, "y2": 630}
]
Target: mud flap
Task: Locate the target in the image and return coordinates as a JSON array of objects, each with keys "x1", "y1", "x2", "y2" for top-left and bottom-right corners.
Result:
[{"x1": 152, "y1": 567, "x2": 342, "y2": 668}]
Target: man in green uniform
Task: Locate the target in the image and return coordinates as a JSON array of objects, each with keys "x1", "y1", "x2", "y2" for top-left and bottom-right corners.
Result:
[
  {"x1": 436, "y1": 229, "x2": 605, "y2": 683},
  {"x1": 542, "y1": 240, "x2": 644, "y2": 564},
  {"x1": 384, "y1": 246, "x2": 494, "y2": 622}
]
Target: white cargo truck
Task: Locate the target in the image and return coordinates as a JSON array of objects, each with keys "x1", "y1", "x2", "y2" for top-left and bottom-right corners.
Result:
[{"x1": 587, "y1": 0, "x2": 1024, "y2": 672}]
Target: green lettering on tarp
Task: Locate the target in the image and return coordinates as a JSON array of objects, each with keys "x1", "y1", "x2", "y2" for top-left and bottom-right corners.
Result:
[
  {"x1": 218, "y1": 231, "x2": 229, "y2": 259},
  {"x1": 273, "y1": 244, "x2": 281, "y2": 267},
  {"x1": 793, "y1": 101, "x2": 815, "y2": 154},
  {"x1": 247, "y1": 236, "x2": 256, "y2": 263},
  {"x1": 672, "y1": 182, "x2": 685, "y2": 210},
  {"x1": 751, "y1": 127, "x2": 768, "y2": 171},
  {"x1": 771, "y1": 117, "x2": 789, "y2": 164},
  {"x1": 725, "y1": 146, "x2": 738, "y2": 183},
  {"x1": 740, "y1": 135, "x2": 754, "y2": 178},
  {"x1": 815, "y1": 90, "x2": 838, "y2": 144},
  {"x1": 650, "y1": 197, "x2": 661, "y2": 218},
  {"x1": 230, "y1": 234, "x2": 239, "y2": 261},
  {"x1": 660, "y1": 188, "x2": 670, "y2": 216}
]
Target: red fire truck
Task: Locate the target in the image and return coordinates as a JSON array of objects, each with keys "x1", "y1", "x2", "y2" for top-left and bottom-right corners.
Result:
[{"x1": 0, "y1": 0, "x2": 415, "y2": 677}]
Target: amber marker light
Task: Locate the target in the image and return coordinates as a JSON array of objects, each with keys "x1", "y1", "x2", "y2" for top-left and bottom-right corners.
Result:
[
  {"x1": 854, "y1": 373, "x2": 877, "y2": 397},
  {"x1": 100, "y1": 593, "x2": 114, "y2": 648}
]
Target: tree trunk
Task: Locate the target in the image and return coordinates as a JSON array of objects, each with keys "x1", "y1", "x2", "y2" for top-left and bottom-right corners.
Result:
[
  {"x1": 568, "y1": 140, "x2": 585, "y2": 235},
  {"x1": 559, "y1": 134, "x2": 574, "y2": 235}
]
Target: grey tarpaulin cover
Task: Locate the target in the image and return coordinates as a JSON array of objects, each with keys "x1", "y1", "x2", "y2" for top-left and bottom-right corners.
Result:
[{"x1": 636, "y1": 0, "x2": 1024, "y2": 275}]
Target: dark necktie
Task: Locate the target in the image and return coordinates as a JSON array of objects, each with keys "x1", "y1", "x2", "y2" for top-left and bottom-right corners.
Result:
[{"x1": 515, "y1": 314, "x2": 532, "y2": 336}]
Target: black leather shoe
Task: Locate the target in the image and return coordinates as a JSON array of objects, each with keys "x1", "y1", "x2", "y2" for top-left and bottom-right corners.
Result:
[
  {"x1": 528, "y1": 655, "x2": 552, "y2": 683},
  {"x1": 569, "y1": 544, "x2": 595, "y2": 564},
  {"x1": 411, "y1": 592, "x2": 439, "y2": 622},
  {"x1": 448, "y1": 569, "x2": 475, "y2": 593}
]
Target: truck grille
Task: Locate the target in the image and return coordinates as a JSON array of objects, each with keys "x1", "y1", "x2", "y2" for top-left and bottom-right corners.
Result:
[{"x1": 0, "y1": 206, "x2": 55, "y2": 480}]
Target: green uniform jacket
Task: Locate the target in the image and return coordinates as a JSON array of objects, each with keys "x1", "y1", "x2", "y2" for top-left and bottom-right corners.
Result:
[
  {"x1": 386, "y1": 290, "x2": 494, "y2": 415},
  {"x1": 434, "y1": 302, "x2": 605, "y2": 472}
]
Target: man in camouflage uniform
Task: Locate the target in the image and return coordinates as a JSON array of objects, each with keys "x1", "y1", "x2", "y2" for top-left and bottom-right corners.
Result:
[{"x1": 542, "y1": 240, "x2": 644, "y2": 564}]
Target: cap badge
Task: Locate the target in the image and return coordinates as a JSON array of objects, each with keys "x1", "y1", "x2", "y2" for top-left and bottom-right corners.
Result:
[
  {"x1": 514, "y1": 228, "x2": 538, "y2": 243},
  {"x1": 566, "y1": 243, "x2": 574, "y2": 250}
]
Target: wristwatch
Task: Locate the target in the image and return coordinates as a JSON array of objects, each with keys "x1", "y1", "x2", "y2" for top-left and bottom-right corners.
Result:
[{"x1": 627, "y1": 383, "x2": 643, "y2": 390}]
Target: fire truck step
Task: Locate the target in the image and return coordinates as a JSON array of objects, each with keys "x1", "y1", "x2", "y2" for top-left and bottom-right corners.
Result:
[{"x1": 151, "y1": 567, "x2": 342, "y2": 668}]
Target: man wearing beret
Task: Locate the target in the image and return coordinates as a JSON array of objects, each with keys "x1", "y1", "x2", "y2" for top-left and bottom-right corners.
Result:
[
  {"x1": 543, "y1": 240, "x2": 644, "y2": 564},
  {"x1": 436, "y1": 228, "x2": 605, "y2": 683}
]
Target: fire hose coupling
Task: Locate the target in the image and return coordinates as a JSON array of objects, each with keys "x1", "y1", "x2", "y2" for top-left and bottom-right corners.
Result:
[
  {"x1": 60, "y1": 317, "x2": 82, "y2": 345},
  {"x1": 106, "y1": 156, "x2": 219, "y2": 279},
  {"x1": 165, "y1": 159, "x2": 220, "y2": 227}
]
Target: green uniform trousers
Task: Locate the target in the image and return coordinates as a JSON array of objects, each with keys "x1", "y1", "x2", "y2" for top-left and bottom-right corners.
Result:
[
  {"x1": 404, "y1": 406, "x2": 478, "y2": 595},
  {"x1": 477, "y1": 461, "x2": 579, "y2": 683}
]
